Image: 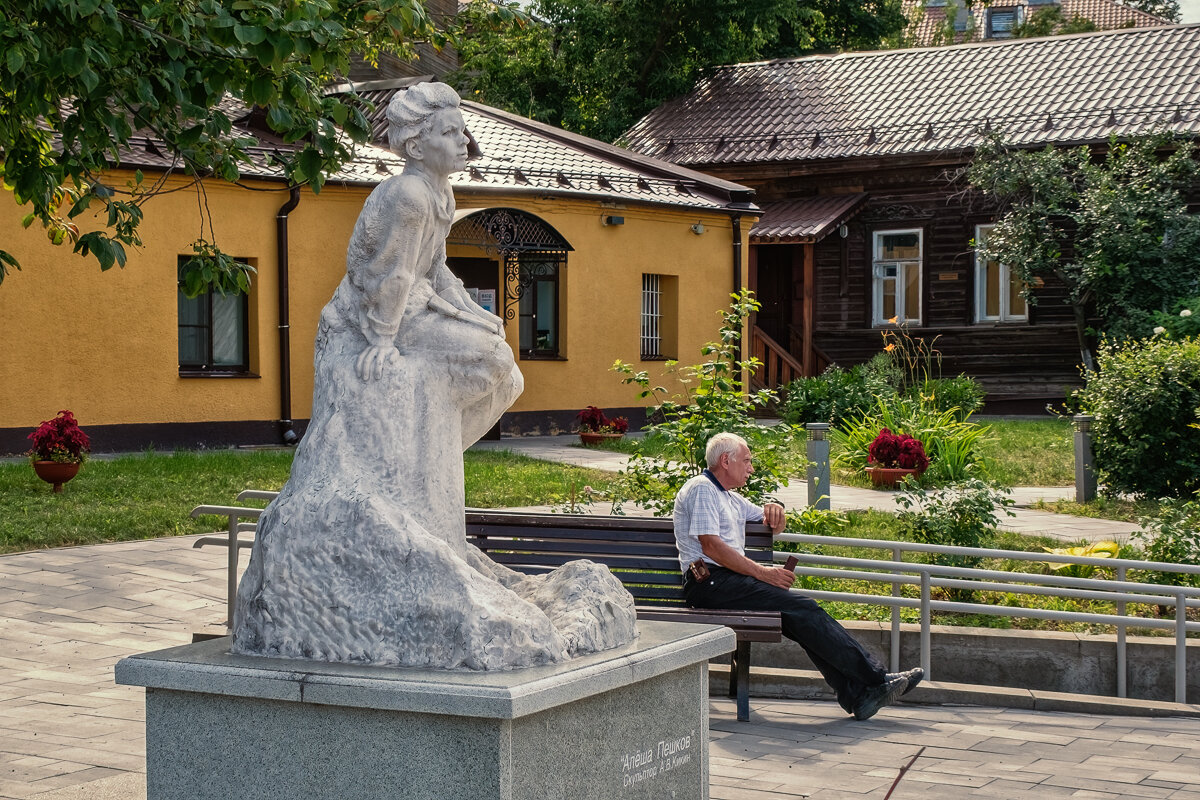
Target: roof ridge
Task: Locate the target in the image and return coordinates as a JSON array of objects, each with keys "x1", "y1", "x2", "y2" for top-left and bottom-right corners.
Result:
[{"x1": 708, "y1": 21, "x2": 1199, "y2": 72}]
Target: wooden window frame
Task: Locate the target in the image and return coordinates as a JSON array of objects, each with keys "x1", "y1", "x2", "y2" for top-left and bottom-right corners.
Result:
[
  {"x1": 974, "y1": 224, "x2": 1028, "y2": 324},
  {"x1": 871, "y1": 228, "x2": 923, "y2": 327}
]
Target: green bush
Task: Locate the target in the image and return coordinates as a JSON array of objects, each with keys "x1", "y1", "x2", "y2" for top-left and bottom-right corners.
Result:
[
  {"x1": 1150, "y1": 296, "x2": 1200, "y2": 340},
  {"x1": 915, "y1": 376, "x2": 985, "y2": 422},
  {"x1": 831, "y1": 396, "x2": 993, "y2": 485},
  {"x1": 779, "y1": 362, "x2": 895, "y2": 427},
  {"x1": 1132, "y1": 496, "x2": 1200, "y2": 588},
  {"x1": 895, "y1": 478, "x2": 1016, "y2": 600},
  {"x1": 1079, "y1": 337, "x2": 1200, "y2": 498},
  {"x1": 612, "y1": 290, "x2": 803, "y2": 515}
]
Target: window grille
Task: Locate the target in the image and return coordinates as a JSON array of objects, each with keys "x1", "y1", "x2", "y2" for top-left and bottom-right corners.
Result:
[{"x1": 641, "y1": 274, "x2": 662, "y2": 358}]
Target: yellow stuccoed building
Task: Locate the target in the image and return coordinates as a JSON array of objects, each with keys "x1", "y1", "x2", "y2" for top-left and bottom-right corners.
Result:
[{"x1": 0, "y1": 84, "x2": 758, "y2": 452}]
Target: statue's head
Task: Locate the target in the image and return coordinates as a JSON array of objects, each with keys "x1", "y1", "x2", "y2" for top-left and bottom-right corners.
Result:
[{"x1": 387, "y1": 82, "x2": 463, "y2": 160}]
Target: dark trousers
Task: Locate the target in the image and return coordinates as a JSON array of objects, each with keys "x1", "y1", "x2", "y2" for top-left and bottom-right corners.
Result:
[{"x1": 685, "y1": 566, "x2": 886, "y2": 712}]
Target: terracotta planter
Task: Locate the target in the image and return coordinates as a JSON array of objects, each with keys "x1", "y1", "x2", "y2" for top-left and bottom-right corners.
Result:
[
  {"x1": 32, "y1": 460, "x2": 81, "y2": 493},
  {"x1": 865, "y1": 465, "x2": 923, "y2": 489},
  {"x1": 579, "y1": 431, "x2": 624, "y2": 446}
]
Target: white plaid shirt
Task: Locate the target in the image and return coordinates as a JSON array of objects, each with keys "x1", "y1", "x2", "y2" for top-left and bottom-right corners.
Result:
[{"x1": 673, "y1": 470, "x2": 764, "y2": 573}]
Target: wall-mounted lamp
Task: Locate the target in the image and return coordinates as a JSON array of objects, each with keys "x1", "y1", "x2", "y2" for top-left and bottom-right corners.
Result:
[
  {"x1": 601, "y1": 215, "x2": 625, "y2": 226},
  {"x1": 838, "y1": 223, "x2": 849, "y2": 238},
  {"x1": 690, "y1": 222, "x2": 706, "y2": 235}
]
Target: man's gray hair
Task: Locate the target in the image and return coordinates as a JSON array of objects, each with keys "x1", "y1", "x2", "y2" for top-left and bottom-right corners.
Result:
[
  {"x1": 386, "y1": 82, "x2": 461, "y2": 156},
  {"x1": 705, "y1": 432, "x2": 748, "y2": 468}
]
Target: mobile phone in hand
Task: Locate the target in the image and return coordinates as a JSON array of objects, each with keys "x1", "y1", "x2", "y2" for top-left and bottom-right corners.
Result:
[{"x1": 784, "y1": 555, "x2": 798, "y2": 572}]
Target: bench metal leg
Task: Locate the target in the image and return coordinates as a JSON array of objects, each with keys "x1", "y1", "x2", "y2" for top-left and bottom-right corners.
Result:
[{"x1": 731, "y1": 640, "x2": 751, "y2": 721}]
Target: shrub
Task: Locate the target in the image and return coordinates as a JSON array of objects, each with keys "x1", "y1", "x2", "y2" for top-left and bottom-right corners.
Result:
[
  {"x1": 896, "y1": 478, "x2": 1016, "y2": 599},
  {"x1": 914, "y1": 376, "x2": 985, "y2": 421},
  {"x1": 612, "y1": 290, "x2": 803, "y2": 515},
  {"x1": 1131, "y1": 496, "x2": 1200, "y2": 588},
  {"x1": 575, "y1": 406, "x2": 628, "y2": 434},
  {"x1": 1150, "y1": 297, "x2": 1200, "y2": 340},
  {"x1": 779, "y1": 362, "x2": 895, "y2": 427},
  {"x1": 1078, "y1": 336, "x2": 1200, "y2": 498}
]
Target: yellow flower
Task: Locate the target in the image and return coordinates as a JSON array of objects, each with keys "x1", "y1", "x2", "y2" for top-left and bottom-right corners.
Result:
[
  {"x1": 884, "y1": 343, "x2": 896, "y2": 352},
  {"x1": 887, "y1": 316, "x2": 899, "y2": 325}
]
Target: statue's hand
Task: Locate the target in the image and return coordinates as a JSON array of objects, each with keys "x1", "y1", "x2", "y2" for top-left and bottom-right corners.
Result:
[{"x1": 356, "y1": 344, "x2": 400, "y2": 381}]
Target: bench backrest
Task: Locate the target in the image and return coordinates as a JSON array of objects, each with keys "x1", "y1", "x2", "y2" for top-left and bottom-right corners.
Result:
[{"x1": 465, "y1": 510, "x2": 774, "y2": 607}]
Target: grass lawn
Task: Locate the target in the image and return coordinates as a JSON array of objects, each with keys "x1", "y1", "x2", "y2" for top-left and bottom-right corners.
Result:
[
  {"x1": 0, "y1": 448, "x2": 621, "y2": 555},
  {"x1": 592, "y1": 417, "x2": 1077, "y2": 487}
]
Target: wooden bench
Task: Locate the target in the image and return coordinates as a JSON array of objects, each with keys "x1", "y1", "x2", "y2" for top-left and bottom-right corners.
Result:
[
  {"x1": 466, "y1": 510, "x2": 782, "y2": 721},
  {"x1": 193, "y1": 498, "x2": 782, "y2": 721}
]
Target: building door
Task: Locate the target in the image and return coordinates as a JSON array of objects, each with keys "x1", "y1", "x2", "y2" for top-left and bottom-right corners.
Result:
[{"x1": 753, "y1": 245, "x2": 799, "y2": 347}]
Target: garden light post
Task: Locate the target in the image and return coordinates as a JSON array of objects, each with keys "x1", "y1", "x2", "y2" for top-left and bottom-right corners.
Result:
[
  {"x1": 1073, "y1": 414, "x2": 1097, "y2": 503},
  {"x1": 806, "y1": 423, "x2": 831, "y2": 511}
]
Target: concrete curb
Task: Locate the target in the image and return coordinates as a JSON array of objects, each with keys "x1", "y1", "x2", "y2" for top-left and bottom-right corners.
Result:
[{"x1": 710, "y1": 665, "x2": 1200, "y2": 718}]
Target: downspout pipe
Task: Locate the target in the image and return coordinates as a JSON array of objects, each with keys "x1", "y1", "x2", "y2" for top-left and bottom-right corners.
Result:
[
  {"x1": 731, "y1": 212, "x2": 743, "y2": 364},
  {"x1": 276, "y1": 186, "x2": 302, "y2": 445}
]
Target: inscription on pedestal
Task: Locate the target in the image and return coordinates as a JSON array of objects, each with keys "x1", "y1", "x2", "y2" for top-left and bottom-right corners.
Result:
[{"x1": 621, "y1": 730, "x2": 696, "y2": 790}]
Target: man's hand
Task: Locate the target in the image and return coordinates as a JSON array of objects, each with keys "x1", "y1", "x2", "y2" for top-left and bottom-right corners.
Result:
[
  {"x1": 758, "y1": 565, "x2": 796, "y2": 590},
  {"x1": 762, "y1": 502, "x2": 786, "y2": 533}
]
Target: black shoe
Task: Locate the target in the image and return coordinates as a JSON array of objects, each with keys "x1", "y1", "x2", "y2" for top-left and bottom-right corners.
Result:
[
  {"x1": 886, "y1": 667, "x2": 924, "y2": 696},
  {"x1": 852, "y1": 675, "x2": 907, "y2": 721}
]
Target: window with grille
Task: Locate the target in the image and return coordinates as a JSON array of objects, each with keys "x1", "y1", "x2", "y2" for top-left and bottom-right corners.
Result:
[
  {"x1": 872, "y1": 230, "x2": 922, "y2": 326},
  {"x1": 178, "y1": 256, "x2": 252, "y2": 374},
  {"x1": 641, "y1": 274, "x2": 663, "y2": 358},
  {"x1": 987, "y1": 7, "x2": 1022, "y2": 38},
  {"x1": 974, "y1": 225, "x2": 1027, "y2": 323}
]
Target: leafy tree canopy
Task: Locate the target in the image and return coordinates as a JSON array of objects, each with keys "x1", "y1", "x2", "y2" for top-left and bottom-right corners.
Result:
[
  {"x1": 0, "y1": 0, "x2": 507, "y2": 292},
  {"x1": 450, "y1": 0, "x2": 906, "y2": 143},
  {"x1": 966, "y1": 134, "x2": 1200, "y2": 369},
  {"x1": 1118, "y1": 0, "x2": 1181, "y2": 22},
  {"x1": 1012, "y1": 6, "x2": 1098, "y2": 38}
]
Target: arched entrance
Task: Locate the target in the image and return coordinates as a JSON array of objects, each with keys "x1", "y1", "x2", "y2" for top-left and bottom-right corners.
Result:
[{"x1": 447, "y1": 207, "x2": 574, "y2": 359}]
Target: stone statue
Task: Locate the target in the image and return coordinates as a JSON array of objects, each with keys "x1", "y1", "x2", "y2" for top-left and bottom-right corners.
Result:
[{"x1": 231, "y1": 82, "x2": 636, "y2": 670}]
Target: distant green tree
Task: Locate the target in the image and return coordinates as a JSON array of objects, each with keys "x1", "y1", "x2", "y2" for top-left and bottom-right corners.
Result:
[
  {"x1": 451, "y1": 0, "x2": 905, "y2": 142},
  {"x1": 967, "y1": 134, "x2": 1200, "y2": 370},
  {"x1": 1013, "y1": 6, "x2": 1099, "y2": 37},
  {"x1": 0, "y1": 0, "x2": 498, "y2": 292},
  {"x1": 1118, "y1": 0, "x2": 1181, "y2": 22}
]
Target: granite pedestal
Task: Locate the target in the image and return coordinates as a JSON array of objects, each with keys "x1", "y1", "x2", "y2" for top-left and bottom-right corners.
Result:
[{"x1": 116, "y1": 620, "x2": 734, "y2": 800}]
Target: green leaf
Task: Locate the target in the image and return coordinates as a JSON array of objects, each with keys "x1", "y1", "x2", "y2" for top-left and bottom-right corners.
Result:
[
  {"x1": 61, "y1": 48, "x2": 87, "y2": 77},
  {"x1": 6, "y1": 46, "x2": 24, "y2": 74},
  {"x1": 234, "y1": 24, "x2": 267, "y2": 45},
  {"x1": 68, "y1": 194, "x2": 93, "y2": 218}
]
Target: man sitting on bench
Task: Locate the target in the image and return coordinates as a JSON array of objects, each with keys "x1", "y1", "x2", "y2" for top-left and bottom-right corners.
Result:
[{"x1": 674, "y1": 432, "x2": 923, "y2": 721}]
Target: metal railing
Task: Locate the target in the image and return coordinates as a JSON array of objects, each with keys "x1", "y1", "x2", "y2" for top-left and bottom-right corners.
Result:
[
  {"x1": 774, "y1": 532, "x2": 1200, "y2": 704},
  {"x1": 191, "y1": 494, "x2": 1200, "y2": 703}
]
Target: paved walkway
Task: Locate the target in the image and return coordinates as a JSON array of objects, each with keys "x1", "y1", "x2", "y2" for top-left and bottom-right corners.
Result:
[
  {"x1": 2, "y1": 534, "x2": 1198, "y2": 800},
  {"x1": 470, "y1": 435, "x2": 1141, "y2": 543}
]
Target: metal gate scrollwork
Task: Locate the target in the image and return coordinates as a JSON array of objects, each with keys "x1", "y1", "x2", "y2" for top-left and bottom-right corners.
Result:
[{"x1": 447, "y1": 207, "x2": 573, "y2": 324}]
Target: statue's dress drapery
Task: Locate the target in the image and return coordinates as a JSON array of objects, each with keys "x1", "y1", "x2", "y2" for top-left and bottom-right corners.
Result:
[{"x1": 232, "y1": 174, "x2": 635, "y2": 670}]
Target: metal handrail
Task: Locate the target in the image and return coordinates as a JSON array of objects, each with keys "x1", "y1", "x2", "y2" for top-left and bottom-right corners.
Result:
[{"x1": 773, "y1": 532, "x2": 1200, "y2": 703}]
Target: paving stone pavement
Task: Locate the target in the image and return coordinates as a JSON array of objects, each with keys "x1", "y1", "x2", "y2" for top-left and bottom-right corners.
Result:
[
  {"x1": 469, "y1": 434, "x2": 1141, "y2": 543},
  {"x1": 3, "y1": 533, "x2": 1198, "y2": 799}
]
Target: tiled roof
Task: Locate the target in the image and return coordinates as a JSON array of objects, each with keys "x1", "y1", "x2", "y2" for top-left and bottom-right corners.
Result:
[
  {"x1": 750, "y1": 194, "x2": 868, "y2": 243},
  {"x1": 904, "y1": 0, "x2": 1169, "y2": 46},
  {"x1": 112, "y1": 82, "x2": 756, "y2": 214},
  {"x1": 623, "y1": 24, "x2": 1200, "y2": 167}
]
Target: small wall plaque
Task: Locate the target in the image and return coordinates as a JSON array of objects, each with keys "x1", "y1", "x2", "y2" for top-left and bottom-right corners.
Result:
[{"x1": 937, "y1": 272, "x2": 960, "y2": 281}]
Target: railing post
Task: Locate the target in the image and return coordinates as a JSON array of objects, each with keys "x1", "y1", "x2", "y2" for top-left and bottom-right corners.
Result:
[
  {"x1": 806, "y1": 423, "x2": 831, "y2": 511},
  {"x1": 891, "y1": 546, "x2": 902, "y2": 673},
  {"x1": 1116, "y1": 565, "x2": 1127, "y2": 698},
  {"x1": 1177, "y1": 591, "x2": 1188, "y2": 704},
  {"x1": 920, "y1": 571, "x2": 932, "y2": 680},
  {"x1": 226, "y1": 513, "x2": 239, "y2": 629},
  {"x1": 1073, "y1": 414, "x2": 1097, "y2": 503}
]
